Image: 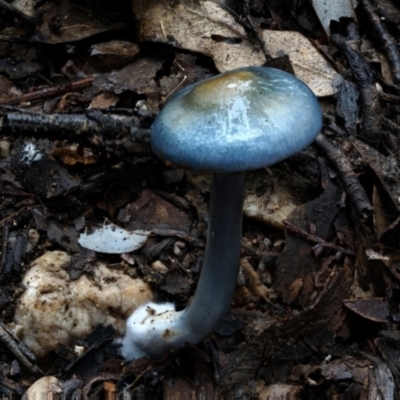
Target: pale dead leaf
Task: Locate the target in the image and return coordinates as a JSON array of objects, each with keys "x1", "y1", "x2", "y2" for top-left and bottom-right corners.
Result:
[
  {"x1": 133, "y1": 0, "x2": 266, "y2": 72},
  {"x1": 253, "y1": 381, "x2": 302, "y2": 400},
  {"x1": 133, "y1": 0, "x2": 337, "y2": 96},
  {"x1": 23, "y1": 376, "x2": 62, "y2": 400},
  {"x1": 79, "y1": 224, "x2": 150, "y2": 254},
  {"x1": 312, "y1": 0, "x2": 357, "y2": 35},
  {"x1": 8, "y1": 0, "x2": 36, "y2": 19},
  {"x1": 244, "y1": 190, "x2": 297, "y2": 230},
  {"x1": 243, "y1": 170, "x2": 316, "y2": 229},
  {"x1": 262, "y1": 30, "x2": 340, "y2": 96}
]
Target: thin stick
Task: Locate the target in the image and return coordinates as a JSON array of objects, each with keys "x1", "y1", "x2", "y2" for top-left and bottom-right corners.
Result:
[{"x1": 0, "y1": 77, "x2": 94, "y2": 106}]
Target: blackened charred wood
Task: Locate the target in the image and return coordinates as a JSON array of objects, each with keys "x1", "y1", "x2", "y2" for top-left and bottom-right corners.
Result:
[
  {"x1": 1, "y1": 110, "x2": 138, "y2": 136},
  {"x1": 0, "y1": 110, "x2": 152, "y2": 154},
  {"x1": 315, "y1": 134, "x2": 373, "y2": 220},
  {"x1": 11, "y1": 141, "x2": 79, "y2": 198},
  {"x1": 332, "y1": 22, "x2": 382, "y2": 146},
  {"x1": 336, "y1": 79, "x2": 359, "y2": 136},
  {"x1": 362, "y1": 0, "x2": 400, "y2": 85},
  {"x1": 2, "y1": 230, "x2": 27, "y2": 275},
  {"x1": 0, "y1": 225, "x2": 8, "y2": 276}
]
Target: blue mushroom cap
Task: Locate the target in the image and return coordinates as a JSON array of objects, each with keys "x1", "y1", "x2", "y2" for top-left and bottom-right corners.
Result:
[{"x1": 151, "y1": 67, "x2": 322, "y2": 172}]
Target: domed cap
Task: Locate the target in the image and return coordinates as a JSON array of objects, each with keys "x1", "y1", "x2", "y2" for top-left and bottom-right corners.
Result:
[{"x1": 151, "y1": 67, "x2": 322, "y2": 172}]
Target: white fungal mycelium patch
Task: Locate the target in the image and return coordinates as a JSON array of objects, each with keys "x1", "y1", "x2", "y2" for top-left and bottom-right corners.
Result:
[
  {"x1": 12, "y1": 251, "x2": 154, "y2": 357},
  {"x1": 20, "y1": 143, "x2": 43, "y2": 165},
  {"x1": 78, "y1": 224, "x2": 150, "y2": 254},
  {"x1": 118, "y1": 302, "x2": 179, "y2": 360}
]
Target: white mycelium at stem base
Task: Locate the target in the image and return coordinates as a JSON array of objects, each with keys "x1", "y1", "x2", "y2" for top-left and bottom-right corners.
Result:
[{"x1": 120, "y1": 66, "x2": 322, "y2": 360}]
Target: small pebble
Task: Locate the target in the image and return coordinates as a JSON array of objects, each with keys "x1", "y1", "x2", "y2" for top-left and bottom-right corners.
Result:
[{"x1": 151, "y1": 260, "x2": 168, "y2": 274}]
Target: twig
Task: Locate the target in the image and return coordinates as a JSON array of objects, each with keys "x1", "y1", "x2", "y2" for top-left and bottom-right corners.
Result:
[
  {"x1": 0, "y1": 207, "x2": 33, "y2": 227},
  {"x1": 0, "y1": 320, "x2": 41, "y2": 374},
  {"x1": 0, "y1": 77, "x2": 94, "y2": 106},
  {"x1": 242, "y1": 0, "x2": 270, "y2": 60},
  {"x1": 163, "y1": 75, "x2": 187, "y2": 102},
  {"x1": 283, "y1": 220, "x2": 355, "y2": 257},
  {"x1": 382, "y1": 116, "x2": 400, "y2": 134},
  {"x1": 332, "y1": 21, "x2": 382, "y2": 146},
  {"x1": 361, "y1": 0, "x2": 400, "y2": 85},
  {"x1": 315, "y1": 134, "x2": 373, "y2": 220},
  {"x1": 379, "y1": 91, "x2": 400, "y2": 104}
]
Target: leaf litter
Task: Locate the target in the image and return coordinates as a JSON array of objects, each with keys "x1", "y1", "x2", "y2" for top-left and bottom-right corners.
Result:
[{"x1": 0, "y1": 0, "x2": 400, "y2": 398}]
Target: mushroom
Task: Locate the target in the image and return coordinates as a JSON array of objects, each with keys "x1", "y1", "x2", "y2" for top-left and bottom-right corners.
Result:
[{"x1": 120, "y1": 66, "x2": 322, "y2": 360}]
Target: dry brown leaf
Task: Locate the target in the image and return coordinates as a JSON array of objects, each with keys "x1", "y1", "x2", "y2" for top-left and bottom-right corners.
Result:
[
  {"x1": 343, "y1": 298, "x2": 389, "y2": 323},
  {"x1": 90, "y1": 40, "x2": 140, "y2": 71},
  {"x1": 89, "y1": 92, "x2": 120, "y2": 110},
  {"x1": 240, "y1": 259, "x2": 270, "y2": 301},
  {"x1": 133, "y1": 1, "x2": 337, "y2": 96},
  {"x1": 36, "y1": 2, "x2": 128, "y2": 44},
  {"x1": 90, "y1": 40, "x2": 139, "y2": 59},
  {"x1": 0, "y1": 75, "x2": 19, "y2": 102},
  {"x1": 52, "y1": 143, "x2": 99, "y2": 166}
]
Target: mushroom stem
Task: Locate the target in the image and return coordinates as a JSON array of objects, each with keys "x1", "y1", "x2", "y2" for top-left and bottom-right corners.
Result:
[
  {"x1": 181, "y1": 171, "x2": 245, "y2": 339},
  {"x1": 120, "y1": 172, "x2": 245, "y2": 359}
]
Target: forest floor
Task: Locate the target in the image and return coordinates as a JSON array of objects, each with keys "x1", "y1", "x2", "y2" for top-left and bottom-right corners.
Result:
[{"x1": 0, "y1": 0, "x2": 400, "y2": 399}]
